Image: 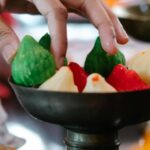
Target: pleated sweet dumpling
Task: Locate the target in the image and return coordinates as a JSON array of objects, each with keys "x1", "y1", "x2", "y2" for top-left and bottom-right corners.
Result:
[
  {"x1": 12, "y1": 35, "x2": 56, "y2": 86},
  {"x1": 127, "y1": 50, "x2": 150, "y2": 85},
  {"x1": 39, "y1": 67, "x2": 78, "y2": 92},
  {"x1": 83, "y1": 73, "x2": 116, "y2": 93},
  {"x1": 84, "y1": 37, "x2": 126, "y2": 77}
]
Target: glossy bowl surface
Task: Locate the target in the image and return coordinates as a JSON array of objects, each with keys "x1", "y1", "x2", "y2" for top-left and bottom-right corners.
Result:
[{"x1": 9, "y1": 79, "x2": 150, "y2": 131}]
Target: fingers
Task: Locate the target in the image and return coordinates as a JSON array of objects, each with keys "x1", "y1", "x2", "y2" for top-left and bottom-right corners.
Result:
[
  {"x1": 79, "y1": 0, "x2": 125, "y2": 54},
  {"x1": 100, "y1": 0, "x2": 128, "y2": 44},
  {"x1": 0, "y1": 18, "x2": 19, "y2": 63},
  {"x1": 31, "y1": 0, "x2": 68, "y2": 68}
]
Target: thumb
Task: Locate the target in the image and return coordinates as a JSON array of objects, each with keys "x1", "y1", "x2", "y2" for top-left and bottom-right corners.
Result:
[{"x1": 0, "y1": 18, "x2": 19, "y2": 63}]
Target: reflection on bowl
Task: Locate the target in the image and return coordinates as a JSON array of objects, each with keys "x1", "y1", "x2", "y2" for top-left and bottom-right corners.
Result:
[{"x1": 114, "y1": 4, "x2": 150, "y2": 41}]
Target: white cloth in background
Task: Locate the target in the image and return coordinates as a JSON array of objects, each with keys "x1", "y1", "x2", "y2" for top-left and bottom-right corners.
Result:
[{"x1": 0, "y1": 100, "x2": 25, "y2": 148}]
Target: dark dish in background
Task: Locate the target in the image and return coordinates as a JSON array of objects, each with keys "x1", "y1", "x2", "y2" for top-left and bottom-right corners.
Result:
[{"x1": 114, "y1": 4, "x2": 150, "y2": 41}]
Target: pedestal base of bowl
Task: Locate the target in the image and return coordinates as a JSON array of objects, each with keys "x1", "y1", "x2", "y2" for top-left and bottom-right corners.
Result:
[{"x1": 65, "y1": 130, "x2": 119, "y2": 150}]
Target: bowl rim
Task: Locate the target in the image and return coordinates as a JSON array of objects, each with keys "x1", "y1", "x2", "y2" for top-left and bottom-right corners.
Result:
[{"x1": 8, "y1": 77, "x2": 150, "y2": 96}]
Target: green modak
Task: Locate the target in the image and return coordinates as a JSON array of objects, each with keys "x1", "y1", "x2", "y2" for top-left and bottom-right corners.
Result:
[
  {"x1": 12, "y1": 35, "x2": 56, "y2": 86},
  {"x1": 39, "y1": 33, "x2": 51, "y2": 50},
  {"x1": 84, "y1": 37, "x2": 126, "y2": 77},
  {"x1": 39, "y1": 33, "x2": 68, "y2": 66}
]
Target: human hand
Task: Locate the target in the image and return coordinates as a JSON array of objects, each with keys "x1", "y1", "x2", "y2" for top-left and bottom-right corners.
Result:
[{"x1": 1, "y1": 0, "x2": 128, "y2": 68}]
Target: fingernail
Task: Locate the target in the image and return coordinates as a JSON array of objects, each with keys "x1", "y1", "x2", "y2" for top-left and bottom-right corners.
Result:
[{"x1": 2, "y1": 45, "x2": 17, "y2": 64}]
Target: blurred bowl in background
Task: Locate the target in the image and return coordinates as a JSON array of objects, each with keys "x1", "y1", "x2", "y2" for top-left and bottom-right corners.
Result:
[{"x1": 114, "y1": 4, "x2": 150, "y2": 41}]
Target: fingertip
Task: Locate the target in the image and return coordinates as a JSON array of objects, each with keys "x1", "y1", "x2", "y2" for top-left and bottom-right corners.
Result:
[
  {"x1": 56, "y1": 57, "x2": 65, "y2": 69},
  {"x1": 106, "y1": 47, "x2": 118, "y2": 55},
  {"x1": 50, "y1": 40, "x2": 67, "y2": 69},
  {"x1": 108, "y1": 48, "x2": 118, "y2": 55},
  {"x1": 115, "y1": 21, "x2": 129, "y2": 44},
  {"x1": 117, "y1": 35, "x2": 129, "y2": 45},
  {"x1": 117, "y1": 38, "x2": 129, "y2": 45},
  {"x1": 101, "y1": 38, "x2": 118, "y2": 55}
]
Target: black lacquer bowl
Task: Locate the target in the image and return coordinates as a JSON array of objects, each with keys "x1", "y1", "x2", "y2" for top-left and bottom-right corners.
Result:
[{"x1": 9, "y1": 79, "x2": 150, "y2": 150}]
